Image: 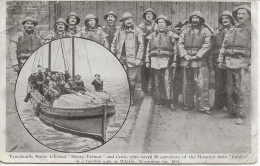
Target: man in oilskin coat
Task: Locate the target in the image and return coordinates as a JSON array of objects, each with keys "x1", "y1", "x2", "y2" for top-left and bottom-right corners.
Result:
[
  {"x1": 178, "y1": 11, "x2": 213, "y2": 114},
  {"x1": 218, "y1": 5, "x2": 251, "y2": 125},
  {"x1": 9, "y1": 16, "x2": 42, "y2": 73}
]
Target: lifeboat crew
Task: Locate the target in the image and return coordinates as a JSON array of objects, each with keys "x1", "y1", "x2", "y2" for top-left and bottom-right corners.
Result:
[
  {"x1": 111, "y1": 12, "x2": 145, "y2": 105},
  {"x1": 212, "y1": 11, "x2": 235, "y2": 110},
  {"x1": 24, "y1": 72, "x2": 37, "y2": 102},
  {"x1": 91, "y1": 74, "x2": 103, "y2": 92},
  {"x1": 36, "y1": 69, "x2": 45, "y2": 95},
  {"x1": 45, "y1": 18, "x2": 69, "y2": 43},
  {"x1": 9, "y1": 16, "x2": 42, "y2": 73},
  {"x1": 66, "y1": 12, "x2": 82, "y2": 37},
  {"x1": 102, "y1": 11, "x2": 120, "y2": 49},
  {"x1": 81, "y1": 14, "x2": 109, "y2": 48},
  {"x1": 64, "y1": 70, "x2": 71, "y2": 82},
  {"x1": 145, "y1": 15, "x2": 178, "y2": 110},
  {"x1": 218, "y1": 5, "x2": 251, "y2": 125},
  {"x1": 74, "y1": 74, "x2": 85, "y2": 92},
  {"x1": 178, "y1": 11, "x2": 213, "y2": 114},
  {"x1": 138, "y1": 8, "x2": 158, "y2": 94},
  {"x1": 45, "y1": 74, "x2": 59, "y2": 103},
  {"x1": 63, "y1": 78, "x2": 77, "y2": 94}
]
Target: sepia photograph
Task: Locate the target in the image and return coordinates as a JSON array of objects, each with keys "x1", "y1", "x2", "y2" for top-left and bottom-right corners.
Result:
[{"x1": 1, "y1": 0, "x2": 257, "y2": 164}]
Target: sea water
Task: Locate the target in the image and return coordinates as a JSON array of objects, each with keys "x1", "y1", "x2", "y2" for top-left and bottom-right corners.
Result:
[{"x1": 17, "y1": 78, "x2": 130, "y2": 152}]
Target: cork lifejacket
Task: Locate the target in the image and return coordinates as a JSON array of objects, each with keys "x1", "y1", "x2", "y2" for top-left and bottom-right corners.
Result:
[
  {"x1": 148, "y1": 31, "x2": 175, "y2": 69},
  {"x1": 224, "y1": 28, "x2": 250, "y2": 57},
  {"x1": 17, "y1": 32, "x2": 42, "y2": 59},
  {"x1": 183, "y1": 29, "x2": 206, "y2": 56},
  {"x1": 223, "y1": 24, "x2": 251, "y2": 69}
]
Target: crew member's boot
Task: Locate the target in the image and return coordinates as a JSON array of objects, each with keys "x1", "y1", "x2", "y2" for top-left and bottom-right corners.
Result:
[{"x1": 24, "y1": 93, "x2": 31, "y2": 102}]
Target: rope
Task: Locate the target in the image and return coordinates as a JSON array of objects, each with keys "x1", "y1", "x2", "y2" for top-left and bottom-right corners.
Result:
[
  {"x1": 31, "y1": 50, "x2": 38, "y2": 72},
  {"x1": 82, "y1": 40, "x2": 93, "y2": 80},
  {"x1": 59, "y1": 39, "x2": 68, "y2": 71},
  {"x1": 61, "y1": 38, "x2": 69, "y2": 71},
  {"x1": 52, "y1": 39, "x2": 61, "y2": 69}
]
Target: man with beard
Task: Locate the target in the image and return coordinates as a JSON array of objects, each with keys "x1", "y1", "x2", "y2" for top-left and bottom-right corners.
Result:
[
  {"x1": 66, "y1": 12, "x2": 81, "y2": 37},
  {"x1": 178, "y1": 11, "x2": 213, "y2": 114},
  {"x1": 9, "y1": 16, "x2": 42, "y2": 73},
  {"x1": 102, "y1": 11, "x2": 120, "y2": 49},
  {"x1": 218, "y1": 5, "x2": 251, "y2": 125},
  {"x1": 212, "y1": 11, "x2": 235, "y2": 111},
  {"x1": 81, "y1": 14, "x2": 109, "y2": 48},
  {"x1": 111, "y1": 12, "x2": 145, "y2": 105},
  {"x1": 138, "y1": 8, "x2": 157, "y2": 94},
  {"x1": 45, "y1": 18, "x2": 69, "y2": 42}
]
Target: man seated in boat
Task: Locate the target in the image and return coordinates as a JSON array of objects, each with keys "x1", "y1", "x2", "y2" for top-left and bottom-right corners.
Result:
[
  {"x1": 57, "y1": 72, "x2": 65, "y2": 83},
  {"x1": 24, "y1": 72, "x2": 37, "y2": 102},
  {"x1": 44, "y1": 74, "x2": 60, "y2": 103},
  {"x1": 74, "y1": 74, "x2": 85, "y2": 92},
  {"x1": 64, "y1": 70, "x2": 71, "y2": 82},
  {"x1": 91, "y1": 74, "x2": 103, "y2": 92},
  {"x1": 36, "y1": 69, "x2": 45, "y2": 95},
  {"x1": 63, "y1": 78, "x2": 77, "y2": 94}
]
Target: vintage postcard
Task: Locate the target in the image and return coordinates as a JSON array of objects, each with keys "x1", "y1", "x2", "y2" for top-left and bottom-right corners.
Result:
[{"x1": 0, "y1": 0, "x2": 258, "y2": 164}]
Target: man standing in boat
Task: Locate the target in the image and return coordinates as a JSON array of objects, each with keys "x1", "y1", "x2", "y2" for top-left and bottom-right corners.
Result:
[
  {"x1": 45, "y1": 18, "x2": 69, "y2": 43},
  {"x1": 138, "y1": 8, "x2": 158, "y2": 94},
  {"x1": 66, "y1": 12, "x2": 81, "y2": 37},
  {"x1": 81, "y1": 14, "x2": 109, "y2": 48},
  {"x1": 91, "y1": 74, "x2": 103, "y2": 92},
  {"x1": 212, "y1": 11, "x2": 235, "y2": 111},
  {"x1": 9, "y1": 16, "x2": 42, "y2": 73},
  {"x1": 178, "y1": 11, "x2": 213, "y2": 114},
  {"x1": 111, "y1": 12, "x2": 145, "y2": 105},
  {"x1": 102, "y1": 11, "x2": 120, "y2": 49}
]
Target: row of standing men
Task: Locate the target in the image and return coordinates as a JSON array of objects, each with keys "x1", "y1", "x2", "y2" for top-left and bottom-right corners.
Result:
[{"x1": 9, "y1": 5, "x2": 251, "y2": 125}]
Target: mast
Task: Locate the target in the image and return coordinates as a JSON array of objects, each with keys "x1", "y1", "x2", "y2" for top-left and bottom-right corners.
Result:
[
  {"x1": 72, "y1": 37, "x2": 75, "y2": 79},
  {"x1": 48, "y1": 42, "x2": 51, "y2": 71}
]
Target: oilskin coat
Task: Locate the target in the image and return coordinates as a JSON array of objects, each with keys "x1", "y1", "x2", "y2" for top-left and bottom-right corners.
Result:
[
  {"x1": 80, "y1": 27, "x2": 109, "y2": 48},
  {"x1": 9, "y1": 29, "x2": 42, "y2": 70},
  {"x1": 218, "y1": 21, "x2": 251, "y2": 117},
  {"x1": 138, "y1": 21, "x2": 158, "y2": 93},
  {"x1": 178, "y1": 24, "x2": 213, "y2": 109},
  {"x1": 111, "y1": 25, "x2": 145, "y2": 68},
  {"x1": 102, "y1": 25, "x2": 120, "y2": 49},
  {"x1": 145, "y1": 30, "x2": 177, "y2": 101}
]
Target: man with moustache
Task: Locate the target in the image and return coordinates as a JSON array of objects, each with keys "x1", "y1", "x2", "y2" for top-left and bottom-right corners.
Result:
[
  {"x1": 218, "y1": 5, "x2": 251, "y2": 125},
  {"x1": 111, "y1": 12, "x2": 145, "y2": 105},
  {"x1": 212, "y1": 11, "x2": 235, "y2": 111},
  {"x1": 178, "y1": 11, "x2": 213, "y2": 114},
  {"x1": 66, "y1": 12, "x2": 81, "y2": 37},
  {"x1": 9, "y1": 16, "x2": 42, "y2": 73},
  {"x1": 138, "y1": 8, "x2": 158, "y2": 94},
  {"x1": 102, "y1": 11, "x2": 120, "y2": 49},
  {"x1": 45, "y1": 18, "x2": 69, "y2": 42},
  {"x1": 81, "y1": 14, "x2": 109, "y2": 48}
]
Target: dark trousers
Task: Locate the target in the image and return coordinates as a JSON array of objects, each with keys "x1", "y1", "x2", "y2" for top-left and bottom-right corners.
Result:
[
  {"x1": 183, "y1": 66, "x2": 210, "y2": 109},
  {"x1": 214, "y1": 68, "x2": 227, "y2": 109},
  {"x1": 172, "y1": 66, "x2": 183, "y2": 104},
  {"x1": 226, "y1": 68, "x2": 250, "y2": 117},
  {"x1": 141, "y1": 65, "x2": 150, "y2": 94}
]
